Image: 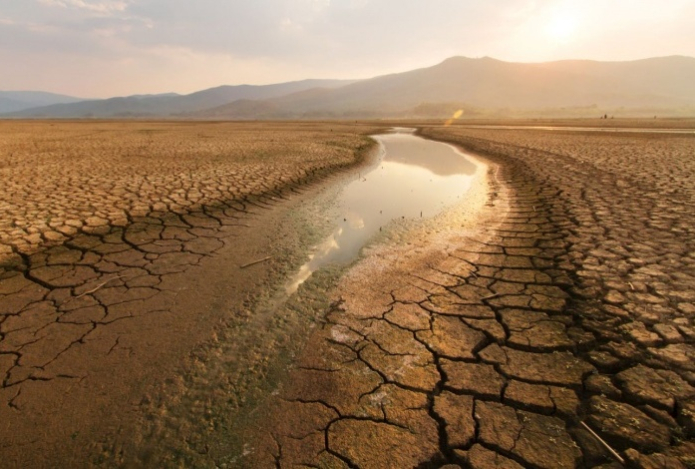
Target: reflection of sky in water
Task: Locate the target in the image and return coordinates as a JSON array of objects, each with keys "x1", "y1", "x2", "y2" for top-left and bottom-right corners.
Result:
[{"x1": 286, "y1": 131, "x2": 477, "y2": 294}]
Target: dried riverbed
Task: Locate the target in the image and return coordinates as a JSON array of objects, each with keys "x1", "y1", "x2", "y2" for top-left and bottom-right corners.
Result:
[
  {"x1": 3, "y1": 121, "x2": 694, "y2": 468},
  {"x1": 239, "y1": 124, "x2": 695, "y2": 468},
  {"x1": 0, "y1": 121, "x2": 383, "y2": 467},
  {"x1": 125, "y1": 128, "x2": 486, "y2": 467}
]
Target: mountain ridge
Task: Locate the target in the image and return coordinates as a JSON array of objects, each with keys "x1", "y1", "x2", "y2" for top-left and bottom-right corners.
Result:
[
  {"x1": 193, "y1": 55, "x2": 695, "y2": 119},
  {"x1": 3, "y1": 56, "x2": 694, "y2": 119},
  {"x1": 3, "y1": 79, "x2": 356, "y2": 118},
  {"x1": 0, "y1": 91, "x2": 85, "y2": 114}
]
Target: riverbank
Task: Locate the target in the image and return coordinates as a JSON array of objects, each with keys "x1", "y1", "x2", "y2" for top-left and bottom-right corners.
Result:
[
  {"x1": 0, "y1": 121, "x2": 383, "y2": 467},
  {"x1": 3, "y1": 120, "x2": 693, "y2": 467},
  {"x1": 122, "y1": 128, "x2": 488, "y2": 467},
  {"x1": 237, "y1": 124, "x2": 695, "y2": 468}
]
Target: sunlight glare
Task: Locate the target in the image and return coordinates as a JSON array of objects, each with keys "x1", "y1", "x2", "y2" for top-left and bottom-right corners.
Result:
[
  {"x1": 546, "y1": 12, "x2": 578, "y2": 42},
  {"x1": 444, "y1": 109, "x2": 464, "y2": 126}
]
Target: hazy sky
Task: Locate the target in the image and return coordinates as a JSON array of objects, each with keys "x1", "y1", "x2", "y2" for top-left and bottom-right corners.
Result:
[{"x1": 1, "y1": 0, "x2": 693, "y2": 97}]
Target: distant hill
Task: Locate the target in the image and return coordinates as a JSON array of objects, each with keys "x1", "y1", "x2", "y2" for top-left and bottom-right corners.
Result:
[
  {"x1": 4, "y1": 56, "x2": 694, "y2": 119},
  {"x1": 0, "y1": 91, "x2": 84, "y2": 114},
  {"x1": 193, "y1": 55, "x2": 695, "y2": 119},
  {"x1": 4, "y1": 79, "x2": 356, "y2": 118}
]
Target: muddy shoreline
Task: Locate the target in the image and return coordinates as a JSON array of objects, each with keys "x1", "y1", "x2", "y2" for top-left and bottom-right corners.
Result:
[{"x1": 113, "y1": 134, "x2": 393, "y2": 467}]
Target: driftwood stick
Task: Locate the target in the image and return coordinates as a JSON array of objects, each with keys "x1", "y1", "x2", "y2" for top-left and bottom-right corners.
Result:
[
  {"x1": 75, "y1": 275, "x2": 125, "y2": 299},
  {"x1": 240, "y1": 256, "x2": 272, "y2": 269},
  {"x1": 580, "y1": 421, "x2": 625, "y2": 465},
  {"x1": 61, "y1": 275, "x2": 126, "y2": 306}
]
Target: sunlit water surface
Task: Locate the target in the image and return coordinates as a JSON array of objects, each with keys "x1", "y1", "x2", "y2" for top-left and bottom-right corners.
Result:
[{"x1": 286, "y1": 128, "x2": 478, "y2": 293}]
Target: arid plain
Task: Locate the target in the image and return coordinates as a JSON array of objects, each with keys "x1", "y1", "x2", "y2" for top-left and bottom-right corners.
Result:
[{"x1": 2, "y1": 119, "x2": 695, "y2": 468}]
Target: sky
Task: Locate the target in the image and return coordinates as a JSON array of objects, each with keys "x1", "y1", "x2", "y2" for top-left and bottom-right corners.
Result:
[{"x1": 1, "y1": 0, "x2": 694, "y2": 98}]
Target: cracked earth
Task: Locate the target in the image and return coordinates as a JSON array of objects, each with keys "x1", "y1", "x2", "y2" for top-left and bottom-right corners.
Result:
[
  {"x1": 240, "y1": 125, "x2": 695, "y2": 468},
  {"x1": 2, "y1": 121, "x2": 695, "y2": 468},
  {"x1": 0, "y1": 121, "x2": 380, "y2": 467}
]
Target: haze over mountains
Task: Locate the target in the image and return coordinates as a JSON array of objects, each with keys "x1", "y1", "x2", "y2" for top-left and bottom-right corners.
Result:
[
  {"x1": 0, "y1": 91, "x2": 85, "y2": 114},
  {"x1": 3, "y1": 56, "x2": 694, "y2": 119},
  {"x1": 1, "y1": 79, "x2": 354, "y2": 118}
]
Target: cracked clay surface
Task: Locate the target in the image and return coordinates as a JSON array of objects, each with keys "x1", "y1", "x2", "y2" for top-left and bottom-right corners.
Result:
[
  {"x1": 0, "y1": 121, "x2": 380, "y2": 467},
  {"x1": 240, "y1": 125, "x2": 695, "y2": 468}
]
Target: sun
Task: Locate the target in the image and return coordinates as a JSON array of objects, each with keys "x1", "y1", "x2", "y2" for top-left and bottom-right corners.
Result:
[{"x1": 546, "y1": 12, "x2": 578, "y2": 42}]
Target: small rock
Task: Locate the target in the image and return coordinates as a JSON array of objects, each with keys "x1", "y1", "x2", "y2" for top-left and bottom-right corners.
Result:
[
  {"x1": 503, "y1": 380, "x2": 554, "y2": 414},
  {"x1": 85, "y1": 216, "x2": 108, "y2": 227},
  {"x1": 549, "y1": 386, "x2": 580, "y2": 419},
  {"x1": 478, "y1": 343, "x2": 506, "y2": 365},
  {"x1": 605, "y1": 290, "x2": 626, "y2": 304},
  {"x1": 42, "y1": 230, "x2": 65, "y2": 242},
  {"x1": 676, "y1": 324, "x2": 695, "y2": 341},
  {"x1": 415, "y1": 315, "x2": 486, "y2": 360},
  {"x1": 620, "y1": 322, "x2": 662, "y2": 347},
  {"x1": 586, "y1": 350, "x2": 622, "y2": 372},
  {"x1": 499, "y1": 347, "x2": 595, "y2": 390},
  {"x1": 639, "y1": 405, "x2": 678, "y2": 428}
]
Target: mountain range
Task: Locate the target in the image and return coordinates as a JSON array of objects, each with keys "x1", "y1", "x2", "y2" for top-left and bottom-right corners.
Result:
[
  {"x1": 0, "y1": 91, "x2": 85, "y2": 114},
  {"x1": 3, "y1": 56, "x2": 694, "y2": 119}
]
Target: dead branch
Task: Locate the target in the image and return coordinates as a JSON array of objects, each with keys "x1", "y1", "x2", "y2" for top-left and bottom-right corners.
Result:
[
  {"x1": 240, "y1": 256, "x2": 272, "y2": 269},
  {"x1": 580, "y1": 421, "x2": 625, "y2": 465}
]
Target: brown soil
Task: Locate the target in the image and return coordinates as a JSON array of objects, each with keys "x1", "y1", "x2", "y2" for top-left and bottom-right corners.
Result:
[
  {"x1": 239, "y1": 123, "x2": 695, "y2": 468},
  {"x1": 0, "y1": 120, "x2": 383, "y2": 467},
  {"x1": 3, "y1": 120, "x2": 695, "y2": 468}
]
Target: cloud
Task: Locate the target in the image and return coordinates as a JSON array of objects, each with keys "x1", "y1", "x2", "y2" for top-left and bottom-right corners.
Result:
[
  {"x1": 0, "y1": 0, "x2": 693, "y2": 96},
  {"x1": 38, "y1": 0, "x2": 130, "y2": 15}
]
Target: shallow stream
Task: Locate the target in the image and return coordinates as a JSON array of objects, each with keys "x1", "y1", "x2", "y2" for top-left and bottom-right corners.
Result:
[
  {"x1": 287, "y1": 128, "x2": 479, "y2": 293},
  {"x1": 126, "y1": 128, "x2": 485, "y2": 466}
]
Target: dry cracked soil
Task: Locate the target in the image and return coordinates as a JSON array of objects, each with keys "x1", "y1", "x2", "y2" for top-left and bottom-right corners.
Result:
[
  {"x1": 239, "y1": 122, "x2": 695, "y2": 469},
  {"x1": 0, "y1": 120, "x2": 382, "y2": 467},
  {"x1": 2, "y1": 119, "x2": 695, "y2": 469}
]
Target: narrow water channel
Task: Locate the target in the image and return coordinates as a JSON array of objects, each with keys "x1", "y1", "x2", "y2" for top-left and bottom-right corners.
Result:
[
  {"x1": 126, "y1": 129, "x2": 485, "y2": 466},
  {"x1": 287, "y1": 128, "x2": 479, "y2": 293}
]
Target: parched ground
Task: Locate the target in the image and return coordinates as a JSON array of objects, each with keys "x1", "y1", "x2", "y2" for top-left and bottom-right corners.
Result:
[
  {"x1": 3, "y1": 121, "x2": 695, "y2": 468},
  {"x1": 0, "y1": 121, "x2": 380, "y2": 467},
  {"x1": 241, "y1": 125, "x2": 695, "y2": 468},
  {"x1": 0, "y1": 120, "x2": 374, "y2": 261}
]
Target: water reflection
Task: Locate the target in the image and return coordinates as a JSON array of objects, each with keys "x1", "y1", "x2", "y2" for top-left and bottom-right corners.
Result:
[
  {"x1": 383, "y1": 132, "x2": 476, "y2": 176},
  {"x1": 286, "y1": 129, "x2": 478, "y2": 294}
]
